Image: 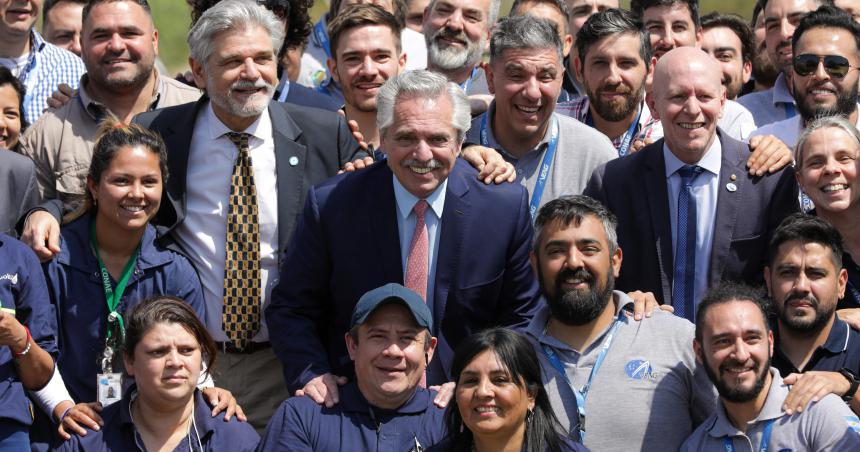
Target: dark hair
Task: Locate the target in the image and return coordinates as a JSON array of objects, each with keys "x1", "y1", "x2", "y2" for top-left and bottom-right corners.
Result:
[
  {"x1": 330, "y1": 0, "x2": 408, "y2": 29},
  {"x1": 445, "y1": 328, "x2": 566, "y2": 452},
  {"x1": 0, "y1": 66, "x2": 28, "y2": 136},
  {"x1": 83, "y1": 0, "x2": 152, "y2": 23},
  {"x1": 757, "y1": 0, "x2": 833, "y2": 10},
  {"x1": 695, "y1": 282, "x2": 771, "y2": 343},
  {"x1": 509, "y1": 0, "x2": 571, "y2": 34},
  {"x1": 752, "y1": 0, "x2": 765, "y2": 28},
  {"x1": 768, "y1": 213, "x2": 845, "y2": 270},
  {"x1": 327, "y1": 4, "x2": 403, "y2": 58},
  {"x1": 43, "y1": 0, "x2": 88, "y2": 24},
  {"x1": 701, "y1": 12, "x2": 753, "y2": 63},
  {"x1": 792, "y1": 5, "x2": 860, "y2": 55},
  {"x1": 533, "y1": 195, "x2": 618, "y2": 255},
  {"x1": 576, "y1": 8, "x2": 651, "y2": 71},
  {"x1": 630, "y1": 0, "x2": 700, "y2": 29},
  {"x1": 122, "y1": 296, "x2": 217, "y2": 377}
]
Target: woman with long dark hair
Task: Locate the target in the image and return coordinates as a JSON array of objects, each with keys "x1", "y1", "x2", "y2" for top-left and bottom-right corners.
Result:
[{"x1": 432, "y1": 328, "x2": 588, "y2": 452}]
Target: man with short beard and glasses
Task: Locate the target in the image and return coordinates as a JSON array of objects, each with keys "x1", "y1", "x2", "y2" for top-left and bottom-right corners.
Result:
[
  {"x1": 17, "y1": 0, "x2": 201, "y2": 228},
  {"x1": 751, "y1": 6, "x2": 860, "y2": 149},
  {"x1": 764, "y1": 214, "x2": 860, "y2": 415},
  {"x1": 132, "y1": 0, "x2": 362, "y2": 430},
  {"x1": 683, "y1": 282, "x2": 860, "y2": 451},
  {"x1": 525, "y1": 195, "x2": 717, "y2": 451}
]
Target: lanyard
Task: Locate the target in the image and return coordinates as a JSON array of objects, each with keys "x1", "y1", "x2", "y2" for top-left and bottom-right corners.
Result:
[
  {"x1": 276, "y1": 78, "x2": 291, "y2": 103},
  {"x1": 480, "y1": 114, "x2": 559, "y2": 221},
  {"x1": 89, "y1": 220, "x2": 139, "y2": 344},
  {"x1": 541, "y1": 314, "x2": 623, "y2": 440},
  {"x1": 723, "y1": 419, "x2": 775, "y2": 452},
  {"x1": 459, "y1": 67, "x2": 479, "y2": 93},
  {"x1": 314, "y1": 20, "x2": 332, "y2": 60},
  {"x1": 585, "y1": 106, "x2": 642, "y2": 157}
]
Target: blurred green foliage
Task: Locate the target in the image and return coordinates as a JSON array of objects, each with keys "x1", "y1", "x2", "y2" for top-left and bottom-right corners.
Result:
[{"x1": 151, "y1": 0, "x2": 759, "y2": 73}]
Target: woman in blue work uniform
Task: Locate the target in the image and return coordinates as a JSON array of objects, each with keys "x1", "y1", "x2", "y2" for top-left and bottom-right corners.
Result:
[
  {"x1": 40, "y1": 120, "x2": 227, "y2": 440},
  {"x1": 53, "y1": 296, "x2": 259, "y2": 451},
  {"x1": 0, "y1": 234, "x2": 57, "y2": 450}
]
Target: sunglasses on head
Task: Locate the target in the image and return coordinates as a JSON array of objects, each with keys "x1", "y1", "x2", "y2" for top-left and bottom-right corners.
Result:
[{"x1": 793, "y1": 54, "x2": 859, "y2": 78}]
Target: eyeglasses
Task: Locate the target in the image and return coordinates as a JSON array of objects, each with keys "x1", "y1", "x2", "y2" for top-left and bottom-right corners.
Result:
[{"x1": 793, "y1": 54, "x2": 860, "y2": 78}]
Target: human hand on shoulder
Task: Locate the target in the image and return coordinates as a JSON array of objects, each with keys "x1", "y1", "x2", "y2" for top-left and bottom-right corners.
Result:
[
  {"x1": 783, "y1": 371, "x2": 851, "y2": 414},
  {"x1": 747, "y1": 135, "x2": 793, "y2": 176},
  {"x1": 295, "y1": 373, "x2": 348, "y2": 408},
  {"x1": 20, "y1": 210, "x2": 62, "y2": 262},
  {"x1": 461, "y1": 145, "x2": 516, "y2": 184}
]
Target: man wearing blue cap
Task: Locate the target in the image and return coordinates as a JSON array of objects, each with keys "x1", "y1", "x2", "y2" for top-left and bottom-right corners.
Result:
[{"x1": 258, "y1": 283, "x2": 447, "y2": 451}]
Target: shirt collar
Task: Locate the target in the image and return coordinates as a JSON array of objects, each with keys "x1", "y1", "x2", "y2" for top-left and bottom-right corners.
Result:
[
  {"x1": 663, "y1": 134, "x2": 722, "y2": 178},
  {"x1": 57, "y1": 214, "x2": 172, "y2": 271},
  {"x1": 119, "y1": 387, "x2": 218, "y2": 441},
  {"x1": 483, "y1": 101, "x2": 556, "y2": 160},
  {"x1": 707, "y1": 368, "x2": 787, "y2": 439},
  {"x1": 78, "y1": 72, "x2": 164, "y2": 120},
  {"x1": 773, "y1": 72, "x2": 795, "y2": 106},
  {"x1": 525, "y1": 291, "x2": 633, "y2": 351},
  {"x1": 30, "y1": 30, "x2": 46, "y2": 53},
  {"x1": 822, "y1": 316, "x2": 851, "y2": 354},
  {"x1": 392, "y1": 174, "x2": 447, "y2": 221},
  {"x1": 203, "y1": 100, "x2": 269, "y2": 143},
  {"x1": 339, "y1": 381, "x2": 435, "y2": 415}
]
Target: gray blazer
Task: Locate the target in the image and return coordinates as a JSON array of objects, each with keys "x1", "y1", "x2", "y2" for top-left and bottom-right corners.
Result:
[
  {"x1": 1, "y1": 150, "x2": 40, "y2": 237},
  {"x1": 584, "y1": 130, "x2": 799, "y2": 304}
]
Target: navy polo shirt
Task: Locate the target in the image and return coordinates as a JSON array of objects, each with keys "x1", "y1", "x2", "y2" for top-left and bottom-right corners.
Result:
[
  {"x1": 257, "y1": 382, "x2": 447, "y2": 451},
  {"x1": 841, "y1": 252, "x2": 860, "y2": 309},
  {"x1": 773, "y1": 316, "x2": 860, "y2": 376},
  {"x1": 44, "y1": 215, "x2": 205, "y2": 403},
  {"x1": 53, "y1": 387, "x2": 259, "y2": 451},
  {"x1": 0, "y1": 234, "x2": 57, "y2": 427}
]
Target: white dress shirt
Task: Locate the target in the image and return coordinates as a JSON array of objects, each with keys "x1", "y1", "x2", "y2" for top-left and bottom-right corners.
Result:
[
  {"x1": 176, "y1": 103, "x2": 279, "y2": 342},
  {"x1": 664, "y1": 137, "x2": 722, "y2": 310}
]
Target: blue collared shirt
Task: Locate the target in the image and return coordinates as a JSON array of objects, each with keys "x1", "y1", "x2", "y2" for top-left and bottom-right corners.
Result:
[
  {"x1": 44, "y1": 215, "x2": 205, "y2": 403},
  {"x1": 664, "y1": 138, "x2": 722, "y2": 311},
  {"x1": 392, "y1": 176, "x2": 447, "y2": 306},
  {"x1": 12, "y1": 31, "x2": 86, "y2": 125},
  {"x1": 773, "y1": 316, "x2": 860, "y2": 377},
  {"x1": 0, "y1": 234, "x2": 57, "y2": 427},
  {"x1": 258, "y1": 382, "x2": 447, "y2": 451},
  {"x1": 53, "y1": 387, "x2": 259, "y2": 451}
]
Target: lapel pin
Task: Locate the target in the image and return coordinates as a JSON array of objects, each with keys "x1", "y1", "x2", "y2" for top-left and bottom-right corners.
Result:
[
  {"x1": 730, "y1": 174, "x2": 737, "y2": 181},
  {"x1": 726, "y1": 182, "x2": 737, "y2": 192},
  {"x1": 289, "y1": 156, "x2": 299, "y2": 166}
]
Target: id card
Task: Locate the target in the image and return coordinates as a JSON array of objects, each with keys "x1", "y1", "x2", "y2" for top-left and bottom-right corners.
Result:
[{"x1": 97, "y1": 373, "x2": 122, "y2": 407}]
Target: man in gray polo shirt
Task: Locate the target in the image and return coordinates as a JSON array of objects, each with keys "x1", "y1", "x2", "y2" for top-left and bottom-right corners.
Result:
[
  {"x1": 526, "y1": 195, "x2": 717, "y2": 451},
  {"x1": 466, "y1": 15, "x2": 616, "y2": 210},
  {"x1": 683, "y1": 282, "x2": 860, "y2": 451}
]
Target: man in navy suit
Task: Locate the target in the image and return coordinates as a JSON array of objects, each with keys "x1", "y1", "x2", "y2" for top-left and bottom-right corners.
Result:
[
  {"x1": 584, "y1": 47, "x2": 798, "y2": 319},
  {"x1": 266, "y1": 69, "x2": 541, "y2": 408}
]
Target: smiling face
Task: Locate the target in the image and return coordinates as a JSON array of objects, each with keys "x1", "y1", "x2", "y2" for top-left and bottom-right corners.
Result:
[
  {"x1": 695, "y1": 300, "x2": 774, "y2": 404},
  {"x1": 578, "y1": 32, "x2": 647, "y2": 123},
  {"x1": 88, "y1": 145, "x2": 162, "y2": 232},
  {"x1": 0, "y1": 83, "x2": 22, "y2": 150},
  {"x1": 764, "y1": 0, "x2": 819, "y2": 71},
  {"x1": 0, "y1": 0, "x2": 40, "y2": 40},
  {"x1": 330, "y1": 24, "x2": 406, "y2": 113},
  {"x1": 124, "y1": 322, "x2": 202, "y2": 406},
  {"x1": 43, "y1": 0, "x2": 83, "y2": 56},
  {"x1": 797, "y1": 126, "x2": 860, "y2": 214},
  {"x1": 701, "y1": 26, "x2": 751, "y2": 100},
  {"x1": 346, "y1": 303, "x2": 436, "y2": 409},
  {"x1": 455, "y1": 349, "x2": 535, "y2": 440},
  {"x1": 765, "y1": 240, "x2": 847, "y2": 334},
  {"x1": 642, "y1": 2, "x2": 701, "y2": 60},
  {"x1": 790, "y1": 27, "x2": 860, "y2": 122},
  {"x1": 422, "y1": 0, "x2": 492, "y2": 71},
  {"x1": 81, "y1": 0, "x2": 157, "y2": 93},
  {"x1": 648, "y1": 48, "x2": 725, "y2": 164},
  {"x1": 486, "y1": 47, "x2": 563, "y2": 147}
]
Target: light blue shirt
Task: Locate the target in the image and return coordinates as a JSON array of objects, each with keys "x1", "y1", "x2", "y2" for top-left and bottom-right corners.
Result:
[
  {"x1": 392, "y1": 176, "x2": 447, "y2": 305},
  {"x1": 664, "y1": 138, "x2": 721, "y2": 311}
]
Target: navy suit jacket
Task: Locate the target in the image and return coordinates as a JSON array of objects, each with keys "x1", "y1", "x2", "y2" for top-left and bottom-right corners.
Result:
[
  {"x1": 266, "y1": 159, "x2": 542, "y2": 391},
  {"x1": 282, "y1": 82, "x2": 342, "y2": 112},
  {"x1": 133, "y1": 98, "x2": 361, "y2": 260},
  {"x1": 584, "y1": 130, "x2": 799, "y2": 304}
]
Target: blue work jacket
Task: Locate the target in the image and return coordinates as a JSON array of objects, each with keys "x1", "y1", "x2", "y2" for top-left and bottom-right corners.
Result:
[{"x1": 44, "y1": 215, "x2": 205, "y2": 403}]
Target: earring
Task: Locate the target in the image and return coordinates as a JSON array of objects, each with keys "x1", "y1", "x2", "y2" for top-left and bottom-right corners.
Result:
[{"x1": 526, "y1": 408, "x2": 534, "y2": 424}]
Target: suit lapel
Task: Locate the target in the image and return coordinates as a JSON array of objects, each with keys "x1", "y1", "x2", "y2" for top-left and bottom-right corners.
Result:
[
  {"x1": 368, "y1": 164, "x2": 405, "y2": 282},
  {"x1": 642, "y1": 141, "x2": 673, "y2": 302},
  {"x1": 269, "y1": 104, "x2": 309, "y2": 254},
  {"x1": 708, "y1": 132, "x2": 745, "y2": 286}
]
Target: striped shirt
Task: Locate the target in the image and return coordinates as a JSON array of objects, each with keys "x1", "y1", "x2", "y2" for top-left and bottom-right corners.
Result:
[{"x1": 556, "y1": 96, "x2": 662, "y2": 155}]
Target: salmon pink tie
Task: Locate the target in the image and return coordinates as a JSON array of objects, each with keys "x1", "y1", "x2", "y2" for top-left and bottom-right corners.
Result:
[{"x1": 405, "y1": 200, "x2": 429, "y2": 301}]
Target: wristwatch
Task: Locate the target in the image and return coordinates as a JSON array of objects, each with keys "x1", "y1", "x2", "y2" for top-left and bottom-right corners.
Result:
[{"x1": 839, "y1": 368, "x2": 859, "y2": 402}]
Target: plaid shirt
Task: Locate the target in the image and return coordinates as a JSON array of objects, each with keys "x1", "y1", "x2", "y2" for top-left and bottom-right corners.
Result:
[
  {"x1": 556, "y1": 96, "x2": 662, "y2": 156},
  {"x1": 17, "y1": 31, "x2": 86, "y2": 125}
]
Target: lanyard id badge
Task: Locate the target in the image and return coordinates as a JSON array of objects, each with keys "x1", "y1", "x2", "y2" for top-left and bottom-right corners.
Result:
[{"x1": 97, "y1": 371, "x2": 122, "y2": 407}]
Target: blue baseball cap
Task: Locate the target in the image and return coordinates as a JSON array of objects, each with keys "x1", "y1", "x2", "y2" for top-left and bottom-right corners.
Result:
[{"x1": 350, "y1": 283, "x2": 433, "y2": 331}]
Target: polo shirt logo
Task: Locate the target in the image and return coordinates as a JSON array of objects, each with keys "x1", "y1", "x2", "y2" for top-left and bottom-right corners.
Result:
[
  {"x1": 0, "y1": 273, "x2": 17, "y2": 285},
  {"x1": 846, "y1": 415, "x2": 860, "y2": 433},
  {"x1": 625, "y1": 359, "x2": 656, "y2": 380}
]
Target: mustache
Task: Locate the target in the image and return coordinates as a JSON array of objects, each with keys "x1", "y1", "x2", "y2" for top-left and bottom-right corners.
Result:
[
  {"x1": 555, "y1": 267, "x2": 594, "y2": 288},
  {"x1": 433, "y1": 26, "x2": 468, "y2": 44},
  {"x1": 719, "y1": 358, "x2": 755, "y2": 374},
  {"x1": 785, "y1": 291, "x2": 818, "y2": 307},
  {"x1": 231, "y1": 79, "x2": 271, "y2": 91}
]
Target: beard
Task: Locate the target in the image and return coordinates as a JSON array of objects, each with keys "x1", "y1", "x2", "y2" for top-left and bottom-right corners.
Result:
[
  {"x1": 702, "y1": 352, "x2": 771, "y2": 403},
  {"x1": 90, "y1": 52, "x2": 155, "y2": 92},
  {"x1": 776, "y1": 291, "x2": 836, "y2": 334},
  {"x1": 208, "y1": 77, "x2": 275, "y2": 118},
  {"x1": 585, "y1": 80, "x2": 645, "y2": 122},
  {"x1": 540, "y1": 266, "x2": 614, "y2": 326},
  {"x1": 752, "y1": 47, "x2": 779, "y2": 88},
  {"x1": 425, "y1": 26, "x2": 484, "y2": 71}
]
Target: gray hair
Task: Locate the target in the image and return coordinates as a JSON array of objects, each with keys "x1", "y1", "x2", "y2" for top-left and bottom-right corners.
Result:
[
  {"x1": 376, "y1": 70, "x2": 472, "y2": 143},
  {"x1": 427, "y1": 0, "x2": 502, "y2": 25},
  {"x1": 188, "y1": 0, "x2": 285, "y2": 66},
  {"x1": 533, "y1": 195, "x2": 619, "y2": 256},
  {"x1": 795, "y1": 115, "x2": 860, "y2": 168},
  {"x1": 490, "y1": 15, "x2": 563, "y2": 63}
]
